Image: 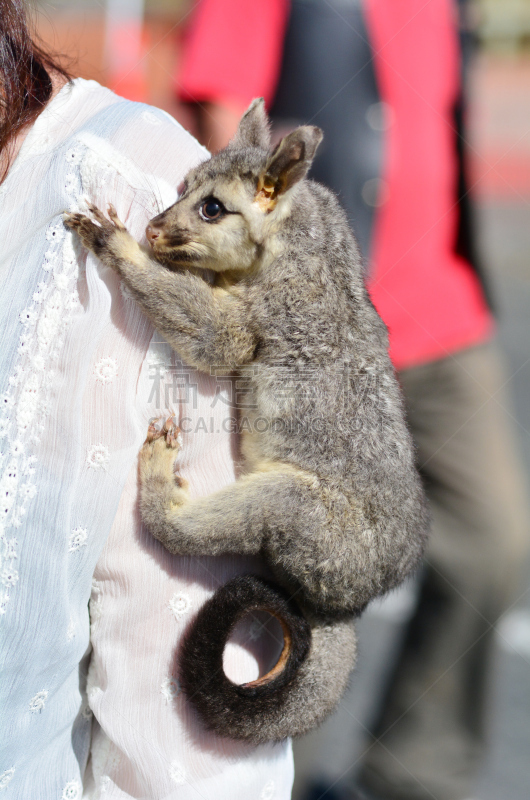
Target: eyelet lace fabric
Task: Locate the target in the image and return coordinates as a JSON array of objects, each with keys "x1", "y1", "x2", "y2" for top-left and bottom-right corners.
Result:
[
  {"x1": 0, "y1": 177, "x2": 82, "y2": 616},
  {"x1": 0, "y1": 79, "x2": 293, "y2": 799}
]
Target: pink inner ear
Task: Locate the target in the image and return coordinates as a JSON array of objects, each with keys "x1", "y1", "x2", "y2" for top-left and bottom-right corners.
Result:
[{"x1": 290, "y1": 143, "x2": 303, "y2": 161}]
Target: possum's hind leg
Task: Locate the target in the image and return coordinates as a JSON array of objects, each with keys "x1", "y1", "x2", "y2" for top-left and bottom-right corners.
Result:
[
  {"x1": 139, "y1": 419, "x2": 325, "y2": 564},
  {"x1": 139, "y1": 420, "x2": 361, "y2": 614}
]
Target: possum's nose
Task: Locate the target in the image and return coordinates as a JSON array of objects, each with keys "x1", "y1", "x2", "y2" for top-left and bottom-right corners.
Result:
[{"x1": 146, "y1": 224, "x2": 161, "y2": 247}]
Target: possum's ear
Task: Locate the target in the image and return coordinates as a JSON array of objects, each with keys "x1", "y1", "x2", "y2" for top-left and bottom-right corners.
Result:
[
  {"x1": 231, "y1": 98, "x2": 271, "y2": 150},
  {"x1": 256, "y1": 126, "x2": 323, "y2": 211}
]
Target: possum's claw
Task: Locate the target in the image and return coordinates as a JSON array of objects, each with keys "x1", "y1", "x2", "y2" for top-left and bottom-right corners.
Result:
[
  {"x1": 64, "y1": 204, "x2": 129, "y2": 262},
  {"x1": 146, "y1": 417, "x2": 165, "y2": 443},
  {"x1": 63, "y1": 211, "x2": 84, "y2": 229},
  {"x1": 107, "y1": 203, "x2": 126, "y2": 230},
  {"x1": 163, "y1": 416, "x2": 183, "y2": 449},
  {"x1": 143, "y1": 416, "x2": 183, "y2": 457},
  {"x1": 145, "y1": 416, "x2": 182, "y2": 449},
  {"x1": 63, "y1": 211, "x2": 108, "y2": 252},
  {"x1": 88, "y1": 204, "x2": 109, "y2": 226}
]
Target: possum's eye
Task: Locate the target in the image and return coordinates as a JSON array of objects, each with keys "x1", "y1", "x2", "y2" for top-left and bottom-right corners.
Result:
[{"x1": 199, "y1": 198, "x2": 225, "y2": 222}]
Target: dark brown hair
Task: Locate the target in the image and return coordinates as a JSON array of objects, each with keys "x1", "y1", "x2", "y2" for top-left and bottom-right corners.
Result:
[{"x1": 0, "y1": 0, "x2": 70, "y2": 176}]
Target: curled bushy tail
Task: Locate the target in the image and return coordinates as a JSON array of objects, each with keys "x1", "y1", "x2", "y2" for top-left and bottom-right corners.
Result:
[{"x1": 179, "y1": 575, "x2": 357, "y2": 745}]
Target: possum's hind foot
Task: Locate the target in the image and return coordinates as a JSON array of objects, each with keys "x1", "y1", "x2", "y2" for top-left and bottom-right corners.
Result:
[
  {"x1": 139, "y1": 416, "x2": 191, "y2": 551},
  {"x1": 144, "y1": 416, "x2": 183, "y2": 450},
  {"x1": 139, "y1": 416, "x2": 188, "y2": 510}
]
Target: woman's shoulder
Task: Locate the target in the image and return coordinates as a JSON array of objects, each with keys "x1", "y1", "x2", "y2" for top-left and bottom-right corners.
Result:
[{"x1": 60, "y1": 78, "x2": 210, "y2": 190}]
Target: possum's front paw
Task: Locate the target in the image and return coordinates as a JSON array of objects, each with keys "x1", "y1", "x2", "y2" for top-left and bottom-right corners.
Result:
[
  {"x1": 64, "y1": 204, "x2": 128, "y2": 264},
  {"x1": 139, "y1": 417, "x2": 189, "y2": 546}
]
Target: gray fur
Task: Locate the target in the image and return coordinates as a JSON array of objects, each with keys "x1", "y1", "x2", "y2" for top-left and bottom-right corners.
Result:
[{"x1": 64, "y1": 99, "x2": 428, "y2": 743}]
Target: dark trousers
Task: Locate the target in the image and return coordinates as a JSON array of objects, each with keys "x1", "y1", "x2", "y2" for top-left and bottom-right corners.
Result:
[{"x1": 360, "y1": 342, "x2": 529, "y2": 800}]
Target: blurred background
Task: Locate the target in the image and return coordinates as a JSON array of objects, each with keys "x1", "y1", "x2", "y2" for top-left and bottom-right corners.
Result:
[{"x1": 29, "y1": 1, "x2": 530, "y2": 798}]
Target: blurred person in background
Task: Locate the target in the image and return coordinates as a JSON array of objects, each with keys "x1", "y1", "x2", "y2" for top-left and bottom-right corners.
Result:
[
  {"x1": 0, "y1": 1, "x2": 294, "y2": 797},
  {"x1": 177, "y1": 1, "x2": 529, "y2": 799}
]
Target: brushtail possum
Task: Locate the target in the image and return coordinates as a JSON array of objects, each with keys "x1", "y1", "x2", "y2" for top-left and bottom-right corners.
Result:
[{"x1": 64, "y1": 99, "x2": 428, "y2": 745}]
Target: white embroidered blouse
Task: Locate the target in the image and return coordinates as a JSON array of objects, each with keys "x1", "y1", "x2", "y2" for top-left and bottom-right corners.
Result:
[{"x1": 0, "y1": 79, "x2": 293, "y2": 800}]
